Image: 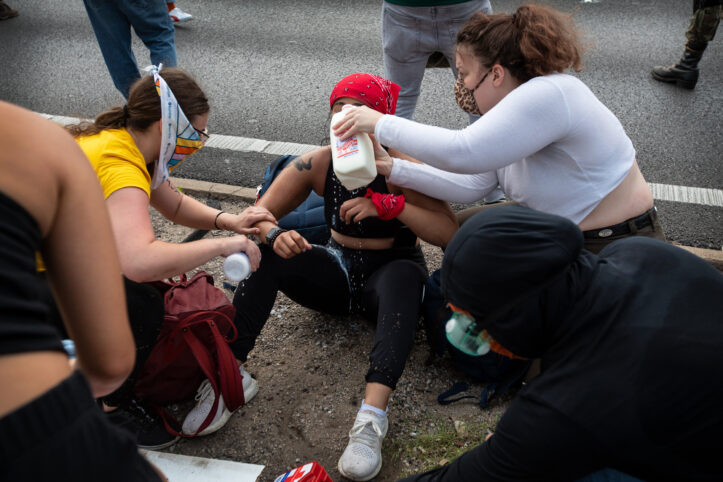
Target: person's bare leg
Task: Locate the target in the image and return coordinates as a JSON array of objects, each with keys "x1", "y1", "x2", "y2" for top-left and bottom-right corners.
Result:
[{"x1": 363, "y1": 382, "x2": 391, "y2": 410}]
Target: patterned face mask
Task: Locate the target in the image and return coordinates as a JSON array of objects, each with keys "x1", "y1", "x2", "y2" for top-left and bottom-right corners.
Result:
[
  {"x1": 454, "y1": 69, "x2": 491, "y2": 116},
  {"x1": 148, "y1": 65, "x2": 205, "y2": 189}
]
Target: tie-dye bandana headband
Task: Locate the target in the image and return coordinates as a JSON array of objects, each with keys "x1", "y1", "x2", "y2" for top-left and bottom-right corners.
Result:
[{"x1": 148, "y1": 65, "x2": 204, "y2": 189}]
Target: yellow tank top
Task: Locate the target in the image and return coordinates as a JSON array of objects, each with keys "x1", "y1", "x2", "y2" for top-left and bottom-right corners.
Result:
[{"x1": 37, "y1": 129, "x2": 151, "y2": 271}]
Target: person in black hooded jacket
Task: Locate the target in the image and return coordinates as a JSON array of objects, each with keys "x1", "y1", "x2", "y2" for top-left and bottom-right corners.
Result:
[{"x1": 401, "y1": 205, "x2": 723, "y2": 482}]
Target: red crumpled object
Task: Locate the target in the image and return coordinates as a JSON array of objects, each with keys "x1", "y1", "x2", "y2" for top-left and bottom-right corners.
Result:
[
  {"x1": 274, "y1": 461, "x2": 332, "y2": 482},
  {"x1": 364, "y1": 188, "x2": 405, "y2": 220}
]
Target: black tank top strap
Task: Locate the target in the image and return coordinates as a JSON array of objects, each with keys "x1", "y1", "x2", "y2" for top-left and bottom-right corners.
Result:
[
  {"x1": 0, "y1": 190, "x2": 64, "y2": 355},
  {"x1": 324, "y1": 162, "x2": 405, "y2": 239}
]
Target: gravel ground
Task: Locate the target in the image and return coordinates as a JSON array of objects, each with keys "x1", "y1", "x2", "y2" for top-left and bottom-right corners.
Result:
[{"x1": 149, "y1": 193, "x2": 510, "y2": 481}]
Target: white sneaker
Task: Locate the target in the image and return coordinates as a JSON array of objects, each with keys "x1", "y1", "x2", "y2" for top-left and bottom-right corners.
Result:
[
  {"x1": 483, "y1": 186, "x2": 506, "y2": 204},
  {"x1": 168, "y1": 6, "x2": 193, "y2": 23},
  {"x1": 337, "y1": 410, "x2": 388, "y2": 481},
  {"x1": 181, "y1": 365, "x2": 258, "y2": 436}
]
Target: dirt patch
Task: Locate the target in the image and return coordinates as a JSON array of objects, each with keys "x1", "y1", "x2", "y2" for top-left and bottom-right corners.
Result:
[{"x1": 151, "y1": 194, "x2": 509, "y2": 481}]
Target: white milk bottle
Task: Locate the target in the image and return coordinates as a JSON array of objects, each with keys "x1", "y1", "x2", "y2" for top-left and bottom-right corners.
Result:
[
  {"x1": 330, "y1": 105, "x2": 376, "y2": 190},
  {"x1": 224, "y1": 252, "x2": 251, "y2": 282}
]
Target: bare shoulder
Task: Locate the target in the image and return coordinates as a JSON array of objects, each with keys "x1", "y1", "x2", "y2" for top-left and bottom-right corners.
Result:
[
  {"x1": 282, "y1": 146, "x2": 331, "y2": 195},
  {"x1": 288, "y1": 145, "x2": 332, "y2": 173},
  {"x1": 0, "y1": 101, "x2": 97, "y2": 234}
]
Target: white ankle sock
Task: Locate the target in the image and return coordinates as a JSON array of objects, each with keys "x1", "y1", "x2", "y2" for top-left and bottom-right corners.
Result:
[{"x1": 360, "y1": 400, "x2": 387, "y2": 418}]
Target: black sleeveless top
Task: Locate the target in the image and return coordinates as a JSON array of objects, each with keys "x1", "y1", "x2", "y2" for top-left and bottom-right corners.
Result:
[
  {"x1": 324, "y1": 162, "x2": 405, "y2": 239},
  {"x1": 0, "y1": 191, "x2": 64, "y2": 355}
]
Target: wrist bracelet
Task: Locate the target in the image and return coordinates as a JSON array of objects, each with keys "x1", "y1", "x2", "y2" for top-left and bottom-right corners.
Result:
[
  {"x1": 213, "y1": 211, "x2": 226, "y2": 230},
  {"x1": 265, "y1": 227, "x2": 288, "y2": 249}
]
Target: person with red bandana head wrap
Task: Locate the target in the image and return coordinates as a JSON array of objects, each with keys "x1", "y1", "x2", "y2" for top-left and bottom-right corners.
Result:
[{"x1": 207, "y1": 73, "x2": 457, "y2": 481}]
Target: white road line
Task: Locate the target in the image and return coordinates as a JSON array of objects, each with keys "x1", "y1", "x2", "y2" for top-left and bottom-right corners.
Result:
[{"x1": 40, "y1": 112, "x2": 723, "y2": 208}]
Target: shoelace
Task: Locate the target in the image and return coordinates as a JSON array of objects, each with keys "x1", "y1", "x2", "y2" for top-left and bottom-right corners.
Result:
[
  {"x1": 194, "y1": 379, "x2": 214, "y2": 402},
  {"x1": 349, "y1": 418, "x2": 384, "y2": 447}
]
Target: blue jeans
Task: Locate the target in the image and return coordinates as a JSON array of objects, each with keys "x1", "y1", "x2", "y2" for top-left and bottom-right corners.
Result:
[
  {"x1": 381, "y1": 0, "x2": 492, "y2": 120},
  {"x1": 576, "y1": 469, "x2": 643, "y2": 482},
  {"x1": 381, "y1": 1, "x2": 505, "y2": 203},
  {"x1": 83, "y1": 0, "x2": 177, "y2": 99}
]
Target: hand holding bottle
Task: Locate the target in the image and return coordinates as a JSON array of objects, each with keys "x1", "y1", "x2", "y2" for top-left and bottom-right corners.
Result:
[
  {"x1": 331, "y1": 105, "x2": 383, "y2": 141},
  {"x1": 370, "y1": 134, "x2": 394, "y2": 177},
  {"x1": 224, "y1": 252, "x2": 252, "y2": 281},
  {"x1": 221, "y1": 235, "x2": 261, "y2": 272}
]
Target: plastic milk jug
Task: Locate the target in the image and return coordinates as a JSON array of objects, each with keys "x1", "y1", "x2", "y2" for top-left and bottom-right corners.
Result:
[
  {"x1": 330, "y1": 105, "x2": 376, "y2": 190},
  {"x1": 223, "y1": 252, "x2": 251, "y2": 282}
]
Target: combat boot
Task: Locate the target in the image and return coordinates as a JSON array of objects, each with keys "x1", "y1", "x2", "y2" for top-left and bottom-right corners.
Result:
[{"x1": 651, "y1": 43, "x2": 706, "y2": 89}]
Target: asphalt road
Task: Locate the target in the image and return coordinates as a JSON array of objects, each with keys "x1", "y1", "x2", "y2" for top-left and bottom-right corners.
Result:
[{"x1": 0, "y1": 0, "x2": 720, "y2": 248}]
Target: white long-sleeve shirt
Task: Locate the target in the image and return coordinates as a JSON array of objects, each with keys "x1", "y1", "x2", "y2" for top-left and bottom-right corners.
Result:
[{"x1": 379, "y1": 73, "x2": 635, "y2": 224}]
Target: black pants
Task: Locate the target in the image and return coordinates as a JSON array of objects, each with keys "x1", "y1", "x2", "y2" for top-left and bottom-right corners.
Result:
[
  {"x1": 232, "y1": 240, "x2": 428, "y2": 389},
  {"x1": 39, "y1": 275, "x2": 164, "y2": 407},
  {"x1": 0, "y1": 371, "x2": 161, "y2": 482}
]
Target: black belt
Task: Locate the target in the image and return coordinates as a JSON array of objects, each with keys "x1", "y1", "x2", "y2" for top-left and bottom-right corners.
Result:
[
  {"x1": 583, "y1": 207, "x2": 657, "y2": 240},
  {"x1": 695, "y1": 0, "x2": 722, "y2": 10}
]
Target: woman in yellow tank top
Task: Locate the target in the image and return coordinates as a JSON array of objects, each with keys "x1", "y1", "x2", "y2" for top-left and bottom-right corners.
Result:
[{"x1": 39, "y1": 67, "x2": 276, "y2": 450}]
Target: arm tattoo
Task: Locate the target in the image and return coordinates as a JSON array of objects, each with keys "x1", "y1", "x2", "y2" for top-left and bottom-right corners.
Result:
[{"x1": 293, "y1": 156, "x2": 313, "y2": 171}]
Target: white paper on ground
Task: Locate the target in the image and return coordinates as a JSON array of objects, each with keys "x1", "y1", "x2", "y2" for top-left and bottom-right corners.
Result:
[{"x1": 140, "y1": 449, "x2": 264, "y2": 482}]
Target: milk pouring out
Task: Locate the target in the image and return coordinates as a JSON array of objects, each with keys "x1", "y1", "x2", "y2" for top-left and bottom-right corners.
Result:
[{"x1": 330, "y1": 105, "x2": 376, "y2": 190}]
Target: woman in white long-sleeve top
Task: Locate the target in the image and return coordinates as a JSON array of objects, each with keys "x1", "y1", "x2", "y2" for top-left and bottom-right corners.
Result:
[{"x1": 334, "y1": 3, "x2": 664, "y2": 252}]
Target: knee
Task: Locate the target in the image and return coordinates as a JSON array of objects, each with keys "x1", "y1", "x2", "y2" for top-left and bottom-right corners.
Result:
[{"x1": 379, "y1": 260, "x2": 427, "y2": 288}]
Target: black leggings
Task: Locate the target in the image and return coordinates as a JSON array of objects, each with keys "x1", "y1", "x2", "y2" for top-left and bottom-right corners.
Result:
[
  {"x1": 39, "y1": 275, "x2": 163, "y2": 407},
  {"x1": 0, "y1": 371, "x2": 161, "y2": 482},
  {"x1": 231, "y1": 240, "x2": 428, "y2": 389}
]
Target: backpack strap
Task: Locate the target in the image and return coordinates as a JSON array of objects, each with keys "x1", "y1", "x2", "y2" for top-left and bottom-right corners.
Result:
[
  {"x1": 478, "y1": 360, "x2": 531, "y2": 408},
  {"x1": 437, "y1": 360, "x2": 532, "y2": 409},
  {"x1": 180, "y1": 319, "x2": 224, "y2": 436},
  {"x1": 181, "y1": 311, "x2": 246, "y2": 411},
  {"x1": 162, "y1": 311, "x2": 245, "y2": 437},
  {"x1": 437, "y1": 382, "x2": 476, "y2": 405}
]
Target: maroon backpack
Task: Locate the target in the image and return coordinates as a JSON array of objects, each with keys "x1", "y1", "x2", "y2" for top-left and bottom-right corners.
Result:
[{"x1": 135, "y1": 271, "x2": 247, "y2": 436}]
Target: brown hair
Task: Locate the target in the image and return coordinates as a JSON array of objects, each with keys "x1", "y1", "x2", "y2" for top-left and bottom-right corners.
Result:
[
  {"x1": 457, "y1": 3, "x2": 583, "y2": 83},
  {"x1": 66, "y1": 68, "x2": 210, "y2": 138}
]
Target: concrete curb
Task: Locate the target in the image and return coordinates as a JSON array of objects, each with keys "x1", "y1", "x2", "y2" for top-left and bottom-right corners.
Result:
[
  {"x1": 171, "y1": 177, "x2": 723, "y2": 271},
  {"x1": 172, "y1": 177, "x2": 258, "y2": 203}
]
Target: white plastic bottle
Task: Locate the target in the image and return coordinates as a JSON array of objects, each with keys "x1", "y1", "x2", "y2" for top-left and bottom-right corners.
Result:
[
  {"x1": 330, "y1": 105, "x2": 377, "y2": 190},
  {"x1": 224, "y1": 252, "x2": 251, "y2": 282}
]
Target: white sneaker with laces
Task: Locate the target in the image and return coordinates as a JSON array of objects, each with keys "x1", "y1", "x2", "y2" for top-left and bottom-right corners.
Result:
[
  {"x1": 338, "y1": 410, "x2": 388, "y2": 481},
  {"x1": 181, "y1": 365, "x2": 258, "y2": 436},
  {"x1": 168, "y1": 6, "x2": 193, "y2": 23}
]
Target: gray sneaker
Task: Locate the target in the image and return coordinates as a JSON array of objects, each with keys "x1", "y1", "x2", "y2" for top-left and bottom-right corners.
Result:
[{"x1": 338, "y1": 410, "x2": 388, "y2": 481}]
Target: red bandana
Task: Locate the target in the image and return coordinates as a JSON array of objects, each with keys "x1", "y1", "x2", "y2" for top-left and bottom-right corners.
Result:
[
  {"x1": 364, "y1": 189, "x2": 405, "y2": 220},
  {"x1": 329, "y1": 73, "x2": 401, "y2": 115}
]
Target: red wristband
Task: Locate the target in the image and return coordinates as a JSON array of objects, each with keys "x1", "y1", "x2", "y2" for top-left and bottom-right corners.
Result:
[{"x1": 364, "y1": 188, "x2": 405, "y2": 220}]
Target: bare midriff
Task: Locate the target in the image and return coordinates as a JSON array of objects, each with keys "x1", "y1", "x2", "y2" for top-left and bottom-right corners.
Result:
[
  {"x1": 331, "y1": 229, "x2": 397, "y2": 250},
  {"x1": 0, "y1": 351, "x2": 72, "y2": 417},
  {"x1": 578, "y1": 160, "x2": 655, "y2": 232}
]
